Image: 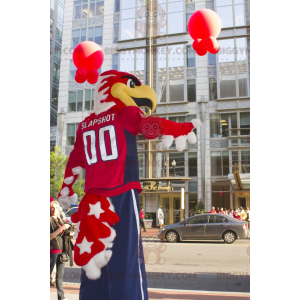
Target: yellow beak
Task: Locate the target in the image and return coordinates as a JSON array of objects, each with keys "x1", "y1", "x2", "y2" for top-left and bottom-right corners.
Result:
[{"x1": 111, "y1": 83, "x2": 157, "y2": 112}]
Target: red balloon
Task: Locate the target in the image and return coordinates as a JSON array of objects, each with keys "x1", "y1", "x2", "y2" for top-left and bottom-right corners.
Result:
[
  {"x1": 73, "y1": 41, "x2": 104, "y2": 72},
  {"x1": 208, "y1": 44, "x2": 220, "y2": 54},
  {"x1": 193, "y1": 39, "x2": 207, "y2": 56},
  {"x1": 87, "y1": 69, "x2": 99, "y2": 84},
  {"x1": 205, "y1": 36, "x2": 218, "y2": 51},
  {"x1": 75, "y1": 68, "x2": 87, "y2": 83},
  {"x1": 188, "y1": 9, "x2": 221, "y2": 41},
  {"x1": 219, "y1": 191, "x2": 224, "y2": 197}
]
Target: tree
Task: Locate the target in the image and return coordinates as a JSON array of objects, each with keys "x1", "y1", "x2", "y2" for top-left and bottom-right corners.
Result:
[
  {"x1": 194, "y1": 199, "x2": 205, "y2": 214},
  {"x1": 50, "y1": 146, "x2": 85, "y2": 203}
]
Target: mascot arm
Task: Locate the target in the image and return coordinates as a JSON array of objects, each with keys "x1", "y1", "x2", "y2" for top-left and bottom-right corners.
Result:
[
  {"x1": 58, "y1": 125, "x2": 85, "y2": 209},
  {"x1": 158, "y1": 117, "x2": 202, "y2": 152},
  {"x1": 124, "y1": 107, "x2": 201, "y2": 152}
]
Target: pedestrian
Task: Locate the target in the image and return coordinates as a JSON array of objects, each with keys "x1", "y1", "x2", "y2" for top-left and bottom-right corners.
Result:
[
  {"x1": 216, "y1": 207, "x2": 220, "y2": 213},
  {"x1": 219, "y1": 207, "x2": 225, "y2": 214},
  {"x1": 158, "y1": 206, "x2": 164, "y2": 228},
  {"x1": 233, "y1": 208, "x2": 242, "y2": 221},
  {"x1": 210, "y1": 206, "x2": 217, "y2": 213},
  {"x1": 140, "y1": 208, "x2": 146, "y2": 232},
  {"x1": 246, "y1": 207, "x2": 250, "y2": 229},
  {"x1": 189, "y1": 210, "x2": 195, "y2": 217},
  {"x1": 50, "y1": 200, "x2": 74, "y2": 300},
  {"x1": 228, "y1": 209, "x2": 233, "y2": 218}
]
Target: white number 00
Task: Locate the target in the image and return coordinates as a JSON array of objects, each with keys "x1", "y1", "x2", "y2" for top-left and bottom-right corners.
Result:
[{"x1": 83, "y1": 125, "x2": 118, "y2": 165}]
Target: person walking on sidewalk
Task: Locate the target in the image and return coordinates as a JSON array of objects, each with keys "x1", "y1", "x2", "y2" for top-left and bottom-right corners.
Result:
[
  {"x1": 140, "y1": 208, "x2": 146, "y2": 232},
  {"x1": 50, "y1": 200, "x2": 71, "y2": 300},
  {"x1": 158, "y1": 206, "x2": 164, "y2": 228}
]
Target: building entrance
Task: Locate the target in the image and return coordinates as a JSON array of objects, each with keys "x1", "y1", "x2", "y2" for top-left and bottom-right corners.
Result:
[
  {"x1": 237, "y1": 195, "x2": 250, "y2": 209},
  {"x1": 159, "y1": 194, "x2": 182, "y2": 225}
]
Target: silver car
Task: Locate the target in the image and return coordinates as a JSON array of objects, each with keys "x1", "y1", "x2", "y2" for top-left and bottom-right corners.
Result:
[{"x1": 157, "y1": 213, "x2": 249, "y2": 244}]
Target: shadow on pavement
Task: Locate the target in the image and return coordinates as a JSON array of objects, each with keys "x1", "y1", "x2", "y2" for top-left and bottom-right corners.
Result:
[{"x1": 62, "y1": 268, "x2": 250, "y2": 293}]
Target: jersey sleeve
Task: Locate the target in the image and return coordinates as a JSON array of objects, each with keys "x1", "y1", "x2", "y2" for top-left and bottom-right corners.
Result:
[
  {"x1": 118, "y1": 106, "x2": 201, "y2": 152},
  {"x1": 58, "y1": 124, "x2": 86, "y2": 209}
]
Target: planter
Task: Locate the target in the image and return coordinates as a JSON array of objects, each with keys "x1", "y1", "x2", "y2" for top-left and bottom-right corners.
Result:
[{"x1": 144, "y1": 219, "x2": 153, "y2": 229}]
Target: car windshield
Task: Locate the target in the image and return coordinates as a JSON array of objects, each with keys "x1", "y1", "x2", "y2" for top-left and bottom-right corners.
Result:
[{"x1": 66, "y1": 208, "x2": 78, "y2": 216}]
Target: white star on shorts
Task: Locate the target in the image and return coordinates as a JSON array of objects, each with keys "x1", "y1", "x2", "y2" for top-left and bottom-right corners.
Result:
[
  {"x1": 87, "y1": 202, "x2": 104, "y2": 219},
  {"x1": 76, "y1": 236, "x2": 94, "y2": 255}
]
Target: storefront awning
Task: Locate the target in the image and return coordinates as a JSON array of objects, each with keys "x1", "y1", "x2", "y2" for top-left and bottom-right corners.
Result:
[{"x1": 228, "y1": 173, "x2": 250, "y2": 190}]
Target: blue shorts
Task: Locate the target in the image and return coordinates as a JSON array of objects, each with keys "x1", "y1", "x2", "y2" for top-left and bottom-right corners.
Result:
[{"x1": 79, "y1": 189, "x2": 148, "y2": 300}]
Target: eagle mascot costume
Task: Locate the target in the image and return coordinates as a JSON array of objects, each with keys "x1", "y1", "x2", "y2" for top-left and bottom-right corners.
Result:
[{"x1": 58, "y1": 69, "x2": 201, "y2": 300}]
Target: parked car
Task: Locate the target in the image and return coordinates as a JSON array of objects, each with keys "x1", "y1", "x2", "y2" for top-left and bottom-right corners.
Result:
[
  {"x1": 157, "y1": 213, "x2": 249, "y2": 244},
  {"x1": 65, "y1": 207, "x2": 78, "y2": 223}
]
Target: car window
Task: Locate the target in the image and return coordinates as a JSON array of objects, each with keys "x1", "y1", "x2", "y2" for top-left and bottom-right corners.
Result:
[
  {"x1": 186, "y1": 215, "x2": 208, "y2": 224},
  {"x1": 209, "y1": 215, "x2": 228, "y2": 224},
  {"x1": 66, "y1": 208, "x2": 78, "y2": 217}
]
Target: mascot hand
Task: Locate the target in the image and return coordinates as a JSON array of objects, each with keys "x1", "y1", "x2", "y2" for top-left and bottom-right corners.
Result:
[
  {"x1": 58, "y1": 187, "x2": 78, "y2": 210},
  {"x1": 162, "y1": 119, "x2": 202, "y2": 152}
]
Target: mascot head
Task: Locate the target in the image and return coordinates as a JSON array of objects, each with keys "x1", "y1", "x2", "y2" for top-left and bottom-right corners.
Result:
[{"x1": 93, "y1": 70, "x2": 157, "y2": 115}]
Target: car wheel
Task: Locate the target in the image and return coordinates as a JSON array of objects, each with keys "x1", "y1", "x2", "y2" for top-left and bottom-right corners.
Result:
[
  {"x1": 165, "y1": 230, "x2": 179, "y2": 243},
  {"x1": 223, "y1": 231, "x2": 236, "y2": 244}
]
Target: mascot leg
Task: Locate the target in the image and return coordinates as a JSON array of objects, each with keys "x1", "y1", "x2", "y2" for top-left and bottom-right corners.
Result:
[{"x1": 79, "y1": 189, "x2": 148, "y2": 300}]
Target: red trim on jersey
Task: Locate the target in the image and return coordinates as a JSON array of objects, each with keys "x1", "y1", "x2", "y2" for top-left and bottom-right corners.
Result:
[{"x1": 88, "y1": 181, "x2": 142, "y2": 197}]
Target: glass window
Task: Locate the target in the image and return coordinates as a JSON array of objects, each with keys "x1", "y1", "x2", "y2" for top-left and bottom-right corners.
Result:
[
  {"x1": 88, "y1": 27, "x2": 94, "y2": 41},
  {"x1": 235, "y1": 2, "x2": 245, "y2": 26},
  {"x1": 169, "y1": 79, "x2": 184, "y2": 102},
  {"x1": 210, "y1": 114, "x2": 219, "y2": 138},
  {"x1": 211, "y1": 150, "x2": 229, "y2": 176},
  {"x1": 216, "y1": 0, "x2": 233, "y2": 28},
  {"x1": 188, "y1": 193, "x2": 197, "y2": 215},
  {"x1": 232, "y1": 150, "x2": 239, "y2": 171},
  {"x1": 94, "y1": 26, "x2": 103, "y2": 45},
  {"x1": 112, "y1": 54, "x2": 119, "y2": 70},
  {"x1": 187, "y1": 45, "x2": 195, "y2": 68},
  {"x1": 168, "y1": 1, "x2": 184, "y2": 34},
  {"x1": 211, "y1": 151, "x2": 222, "y2": 176},
  {"x1": 113, "y1": 23, "x2": 119, "y2": 43},
  {"x1": 188, "y1": 152, "x2": 197, "y2": 176},
  {"x1": 208, "y1": 53, "x2": 216, "y2": 65},
  {"x1": 66, "y1": 124, "x2": 78, "y2": 146},
  {"x1": 187, "y1": 215, "x2": 208, "y2": 224},
  {"x1": 222, "y1": 151, "x2": 229, "y2": 175},
  {"x1": 68, "y1": 91, "x2": 76, "y2": 112},
  {"x1": 66, "y1": 208, "x2": 78, "y2": 217},
  {"x1": 209, "y1": 78, "x2": 217, "y2": 100},
  {"x1": 115, "y1": 0, "x2": 120, "y2": 13},
  {"x1": 241, "y1": 150, "x2": 250, "y2": 174},
  {"x1": 85, "y1": 89, "x2": 94, "y2": 111},
  {"x1": 187, "y1": 79, "x2": 196, "y2": 102},
  {"x1": 58, "y1": 3, "x2": 64, "y2": 20},
  {"x1": 72, "y1": 29, "x2": 80, "y2": 48},
  {"x1": 230, "y1": 113, "x2": 237, "y2": 135},
  {"x1": 157, "y1": 46, "x2": 167, "y2": 103},
  {"x1": 69, "y1": 60, "x2": 76, "y2": 81},
  {"x1": 209, "y1": 215, "x2": 228, "y2": 223},
  {"x1": 73, "y1": 0, "x2": 88, "y2": 19},
  {"x1": 89, "y1": 0, "x2": 95, "y2": 17},
  {"x1": 186, "y1": 13, "x2": 192, "y2": 31},
  {"x1": 96, "y1": 1, "x2": 104, "y2": 16},
  {"x1": 188, "y1": 181, "x2": 197, "y2": 192},
  {"x1": 50, "y1": 0, "x2": 55, "y2": 10},
  {"x1": 240, "y1": 112, "x2": 250, "y2": 135},
  {"x1": 212, "y1": 192, "x2": 230, "y2": 210},
  {"x1": 169, "y1": 152, "x2": 185, "y2": 177},
  {"x1": 80, "y1": 28, "x2": 86, "y2": 43}
]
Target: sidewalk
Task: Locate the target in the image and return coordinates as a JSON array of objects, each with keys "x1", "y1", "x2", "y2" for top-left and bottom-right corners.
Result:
[
  {"x1": 50, "y1": 284, "x2": 250, "y2": 299},
  {"x1": 141, "y1": 228, "x2": 160, "y2": 237}
]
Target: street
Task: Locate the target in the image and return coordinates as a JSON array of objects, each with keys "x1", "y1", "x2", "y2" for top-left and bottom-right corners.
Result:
[{"x1": 57, "y1": 238, "x2": 250, "y2": 294}]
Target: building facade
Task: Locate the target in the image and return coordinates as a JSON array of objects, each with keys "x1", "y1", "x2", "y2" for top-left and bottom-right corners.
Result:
[
  {"x1": 51, "y1": 0, "x2": 65, "y2": 151},
  {"x1": 56, "y1": 0, "x2": 250, "y2": 225}
]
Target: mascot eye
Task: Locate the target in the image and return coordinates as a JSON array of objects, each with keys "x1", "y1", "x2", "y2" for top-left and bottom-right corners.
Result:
[
  {"x1": 153, "y1": 12, "x2": 158, "y2": 17},
  {"x1": 127, "y1": 79, "x2": 135, "y2": 88}
]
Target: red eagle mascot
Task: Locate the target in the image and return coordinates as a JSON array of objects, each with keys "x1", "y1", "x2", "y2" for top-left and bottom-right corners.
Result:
[{"x1": 58, "y1": 69, "x2": 202, "y2": 300}]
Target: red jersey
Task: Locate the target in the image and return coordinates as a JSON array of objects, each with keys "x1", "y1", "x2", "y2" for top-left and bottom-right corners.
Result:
[
  {"x1": 140, "y1": 211, "x2": 144, "y2": 219},
  {"x1": 210, "y1": 210, "x2": 217, "y2": 213},
  {"x1": 219, "y1": 211, "x2": 225, "y2": 214},
  {"x1": 65, "y1": 106, "x2": 194, "y2": 197}
]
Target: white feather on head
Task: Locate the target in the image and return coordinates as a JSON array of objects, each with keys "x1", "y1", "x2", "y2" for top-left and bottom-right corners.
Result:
[{"x1": 94, "y1": 74, "x2": 117, "y2": 115}]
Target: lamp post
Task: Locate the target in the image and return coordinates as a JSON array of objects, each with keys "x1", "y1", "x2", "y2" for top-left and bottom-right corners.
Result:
[
  {"x1": 172, "y1": 159, "x2": 176, "y2": 176},
  {"x1": 57, "y1": 108, "x2": 66, "y2": 147}
]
